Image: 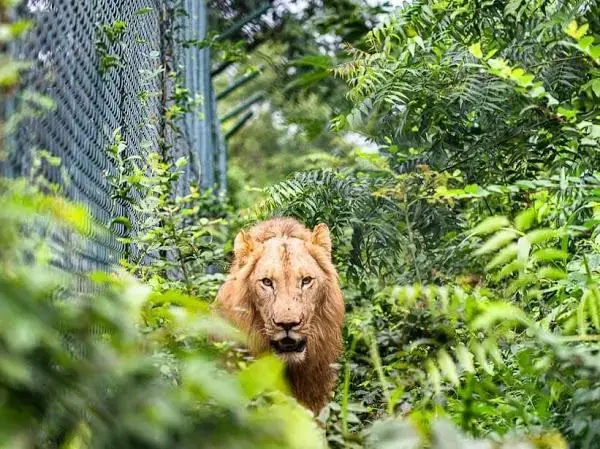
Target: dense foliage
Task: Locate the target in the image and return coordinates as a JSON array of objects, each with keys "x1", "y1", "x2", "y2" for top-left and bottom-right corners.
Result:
[
  {"x1": 251, "y1": 0, "x2": 600, "y2": 447},
  {"x1": 3, "y1": 0, "x2": 600, "y2": 448}
]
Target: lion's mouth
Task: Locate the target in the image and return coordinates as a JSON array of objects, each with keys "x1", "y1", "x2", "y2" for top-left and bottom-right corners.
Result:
[{"x1": 270, "y1": 337, "x2": 307, "y2": 353}]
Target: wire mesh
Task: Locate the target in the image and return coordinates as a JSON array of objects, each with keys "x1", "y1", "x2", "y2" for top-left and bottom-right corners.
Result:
[{"x1": 3, "y1": 0, "x2": 224, "y2": 275}]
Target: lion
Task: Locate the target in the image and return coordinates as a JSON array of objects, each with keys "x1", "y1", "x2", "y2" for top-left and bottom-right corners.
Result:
[{"x1": 215, "y1": 217, "x2": 345, "y2": 413}]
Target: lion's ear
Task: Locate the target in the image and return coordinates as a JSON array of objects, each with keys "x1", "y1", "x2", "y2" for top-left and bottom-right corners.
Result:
[
  {"x1": 312, "y1": 223, "x2": 332, "y2": 254},
  {"x1": 234, "y1": 229, "x2": 254, "y2": 265}
]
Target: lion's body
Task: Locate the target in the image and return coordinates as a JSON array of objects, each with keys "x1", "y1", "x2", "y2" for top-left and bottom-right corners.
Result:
[{"x1": 215, "y1": 218, "x2": 345, "y2": 413}]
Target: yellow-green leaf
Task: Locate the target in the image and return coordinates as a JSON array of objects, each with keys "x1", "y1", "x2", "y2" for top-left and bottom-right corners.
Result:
[
  {"x1": 506, "y1": 273, "x2": 536, "y2": 295},
  {"x1": 472, "y1": 342, "x2": 493, "y2": 375},
  {"x1": 426, "y1": 360, "x2": 442, "y2": 395},
  {"x1": 437, "y1": 349, "x2": 459, "y2": 386},
  {"x1": 469, "y1": 42, "x2": 483, "y2": 59},
  {"x1": 537, "y1": 266, "x2": 568, "y2": 281},
  {"x1": 456, "y1": 344, "x2": 475, "y2": 373},
  {"x1": 495, "y1": 259, "x2": 524, "y2": 281},
  {"x1": 470, "y1": 216, "x2": 510, "y2": 236},
  {"x1": 483, "y1": 338, "x2": 503, "y2": 366},
  {"x1": 567, "y1": 21, "x2": 589, "y2": 40},
  {"x1": 514, "y1": 208, "x2": 536, "y2": 231},
  {"x1": 472, "y1": 303, "x2": 531, "y2": 330},
  {"x1": 238, "y1": 355, "x2": 289, "y2": 399},
  {"x1": 577, "y1": 23, "x2": 590, "y2": 39},
  {"x1": 587, "y1": 289, "x2": 600, "y2": 332},
  {"x1": 566, "y1": 20, "x2": 579, "y2": 39},
  {"x1": 525, "y1": 228, "x2": 562, "y2": 245},
  {"x1": 486, "y1": 243, "x2": 518, "y2": 270},
  {"x1": 475, "y1": 229, "x2": 518, "y2": 256},
  {"x1": 531, "y1": 248, "x2": 568, "y2": 263}
]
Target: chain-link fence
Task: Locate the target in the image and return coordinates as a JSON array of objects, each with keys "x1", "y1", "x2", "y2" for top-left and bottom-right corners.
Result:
[{"x1": 3, "y1": 0, "x2": 225, "y2": 275}]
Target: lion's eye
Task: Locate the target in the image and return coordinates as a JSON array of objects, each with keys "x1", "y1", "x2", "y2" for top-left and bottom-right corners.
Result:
[
  {"x1": 302, "y1": 276, "x2": 313, "y2": 286},
  {"x1": 261, "y1": 278, "x2": 273, "y2": 287}
]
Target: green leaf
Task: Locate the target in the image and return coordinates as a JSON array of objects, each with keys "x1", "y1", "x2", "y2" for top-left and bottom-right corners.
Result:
[
  {"x1": 469, "y1": 42, "x2": 483, "y2": 59},
  {"x1": 537, "y1": 266, "x2": 567, "y2": 281},
  {"x1": 135, "y1": 7, "x2": 154, "y2": 15},
  {"x1": 455, "y1": 344, "x2": 475, "y2": 373},
  {"x1": 110, "y1": 216, "x2": 132, "y2": 231},
  {"x1": 238, "y1": 355, "x2": 289, "y2": 399},
  {"x1": 437, "y1": 349, "x2": 459, "y2": 386},
  {"x1": 557, "y1": 107, "x2": 577, "y2": 120},
  {"x1": 579, "y1": 35, "x2": 595, "y2": 50},
  {"x1": 426, "y1": 360, "x2": 442, "y2": 395},
  {"x1": 474, "y1": 229, "x2": 518, "y2": 256},
  {"x1": 514, "y1": 208, "x2": 536, "y2": 231},
  {"x1": 528, "y1": 85, "x2": 546, "y2": 98},
  {"x1": 182, "y1": 358, "x2": 245, "y2": 408},
  {"x1": 495, "y1": 259, "x2": 524, "y2": 281},
  {"x1": 291, "y1": 54, "x2": 332, "y2": 69},
  {"x1": 484, "y1": 48, "x2": 498, "y2": 60},
  {"x1": 576, "y1": 23, "x2": 590, "y2": 39},
  {"x1": 471, "y1": 342, "x2": 493, "y2": 375},
  {"x1": 472, "y1": 303, "x2": 531, "y2": 330},
  {"x1": 486, "y1": 243, "x2": 518, "y2": 270},
  {"x1": 506, "y1": 273, "x2": 536, "y2": 295},
  {"x1": 587, "y1": 290, "x2": 600, "y2": 332},
  {"x1": 284, "y1": 70, "x2": 329, "y2": 91},
  {"x1": 470, "y1": 216, "x2": 510, "y2": 236},
  {"x1": 525, "y1": 228, "x2": 561, "y2": 245},
  {"x1": 531, "y1": 248, "x2": 568, "y2": 263},
  {"x1": 483, "y1": 338, "x2": 503, "y2": 366}
]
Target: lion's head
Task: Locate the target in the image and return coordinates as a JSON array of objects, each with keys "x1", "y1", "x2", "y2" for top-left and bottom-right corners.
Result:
[{"x1": 216, "y1": 217, "x2": 345, "y2": 412}]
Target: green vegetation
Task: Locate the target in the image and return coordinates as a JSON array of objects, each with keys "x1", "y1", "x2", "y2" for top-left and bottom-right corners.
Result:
[
  {"x1": 95, "y1": 20, "x2": 128, "y2": 76},
  {"x1": 3, "y1": 0, "x2": 600, "y2": 448}
]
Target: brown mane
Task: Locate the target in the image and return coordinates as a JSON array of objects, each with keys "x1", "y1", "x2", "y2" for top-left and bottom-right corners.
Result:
[{"x1": 215, "y1": 217, "x2": 345, "y2": 413}]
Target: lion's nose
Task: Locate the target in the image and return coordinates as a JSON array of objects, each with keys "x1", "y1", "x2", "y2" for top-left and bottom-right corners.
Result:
[{"x1": 273, "y1": 318, "x2": 302, "y2": 331}]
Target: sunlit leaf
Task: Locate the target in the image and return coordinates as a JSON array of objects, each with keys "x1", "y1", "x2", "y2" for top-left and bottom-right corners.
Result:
[
  {"x1": 437, "y1": 349, "x2": 459, "y2": 386},
  {"x1": 495, "y1": 259, "x2": 524, "y2": 281},
  {"x1": 426, "y1": 359, "x2": 442, "y2": 395},
  {"x1": 470, "y1": 216, "x2": 510, "y2": 236},
  {"x1": 537, "y1": 266, "x2": 568, "y2": 281},
  {"x1": 514, "y1": 208, "x2": 536, "y2": 231},
  {"x1": 586, "y1": 290, "x2": 600, "y2": 332},
  {"x1": 525, "y1": 228, "x2": 562, "y2": 245},
  {"x1": 456, "y1": 344, "x2": 475, "y2": 373},
  {"x1": 471, "y1": 342, "x2": 493, "y2": 375},
  {"x1": 531, "y1": 248, "x2": 568, "y2": 263},
  {"x1": 238, "y1": 355, "x2": 289, "y2": 399},
  {"x1": 469, "y1": 42, "x2": 483, "y2": 59},
  {"x1": 472, "y1": 303, "x2": 531, "y2": 329},
  {"x1": 486, "y1": 243, "x2": 518, "y2": 270},
  {"x1": 474, "y1": 229, "x2": 518, "y2": 256}
]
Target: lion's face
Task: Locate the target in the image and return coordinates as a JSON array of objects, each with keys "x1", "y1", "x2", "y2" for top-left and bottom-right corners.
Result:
[{"x1": 250, "y1": 236, "x2": 324, "y2": 364}]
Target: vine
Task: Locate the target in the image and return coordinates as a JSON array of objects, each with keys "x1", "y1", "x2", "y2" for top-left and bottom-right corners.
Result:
[
  {"x1": 99, "y1": 2, "x2": 229, "y2": 298},
  {"x1": 95, "y1": 19, "x2": 128, "y2": 77}
]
